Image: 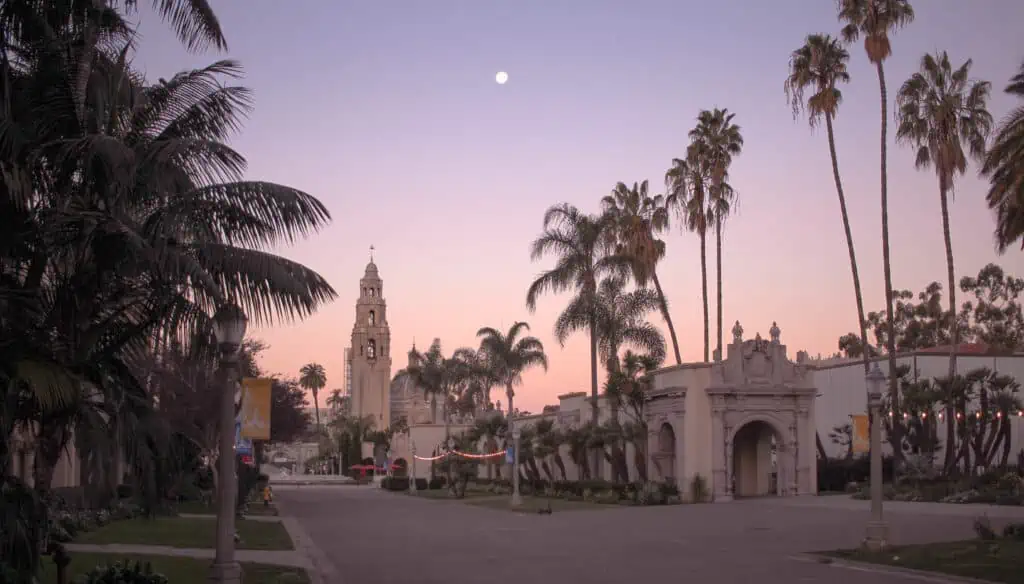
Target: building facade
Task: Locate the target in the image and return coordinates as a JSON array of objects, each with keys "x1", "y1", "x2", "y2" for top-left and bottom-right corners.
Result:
[{"x1": 348, "y1": 259, "x2": 393, "y2": 431}]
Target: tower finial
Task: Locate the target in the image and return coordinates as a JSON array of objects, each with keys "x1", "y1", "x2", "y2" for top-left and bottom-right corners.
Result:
[{"x1": 370, "y1": 244, "x2": 375, "y2": 262}]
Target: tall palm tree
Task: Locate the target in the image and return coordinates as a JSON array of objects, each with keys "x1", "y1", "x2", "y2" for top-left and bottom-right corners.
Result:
[
  {"x1": 601, "y1": 180, "x2": 682, "y2": 364},
  {"x1": 526, "y1": 204, "x2": 628, "y2": 432},
  {"x1": 896, "y1": 51, "x2": 992, "y2": 377},
  {"x1": 838, "y1": 0, "x2": 915, "y2": 459},
  {"x1": 896, "y1": 52, "x2": 992, "y2": 471},
  {"x1": 476, "y1": 322, "x2": 548, "y2": 422},
  {"x1": 665, "y1": 145, "x2": 713, "y2": 361},
  {"x1": 689, "y1": 108, "x2": 744, "y2": 361},
  {"x1": 982, "y1": 61, "x2": 1024, "y2": 252},
  {"x1": 299, "y1": 363, "x2": 327, "y2": 431},
  {"x1": 785, "y1": 33, "x2": 872, "y2": 375}
]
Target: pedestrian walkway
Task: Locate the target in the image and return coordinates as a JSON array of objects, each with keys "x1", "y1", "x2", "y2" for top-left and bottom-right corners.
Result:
[{"x1": 62, "y1": 543, "x2": 311, "y2": 569}]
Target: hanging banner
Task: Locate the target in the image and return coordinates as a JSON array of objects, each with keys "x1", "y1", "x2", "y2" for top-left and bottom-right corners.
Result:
[
  {"x1": 851, "y1": 413, "x2": 869, "y2": 454},
  {"x1": 240, "y1": 378, "x2": 272, "y2": 440}
]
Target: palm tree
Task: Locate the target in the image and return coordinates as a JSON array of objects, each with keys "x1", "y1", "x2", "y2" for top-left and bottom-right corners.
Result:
[
  {"x1": 605, "y1": 350, "x2": 662, "y2": 482},
  {"x1": 896, "y1": 52, "x2": 991, "y2": 471},
  {"x1": 476, "y1": 322, "x2": 547, "y2": 421},
  {"x1": 592, "y1": 277, "x2": 666, "y2": 376},
  {"x1": 983, "y1": 61, "x2": 1024, "y2": 252},
  {"x1": 526, "y1": 204, "x2": 628, "y2": 439},
  {"x1": 299, "y1": 363, "x2": 327, "y2": 431},
  {"x1": 785, "y1": 33, "x2": 872, "y2": 376},
  {"x1": 405, "y1": 339, "x2": 447, "y2": 425},
  {"x1": 689, "y1": 108, "x2": 744, "y2": 361},
  {"x1": 838, "y1": 0, "x2": 915, "y2": 460},
  {"x1": 601, "y1": 180, "x2": 682, "y2": 364},
  {"x1": 896, "y1": 51, "x2": 992, "y2": 377},
  {"x1": 665, "y1": 145, "x2": 713, "y2": 361}
]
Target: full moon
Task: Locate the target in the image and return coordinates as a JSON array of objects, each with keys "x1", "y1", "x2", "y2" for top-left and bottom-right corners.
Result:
[{"x1": 495, "y1": 71, "x2": 508, "y2": 85}]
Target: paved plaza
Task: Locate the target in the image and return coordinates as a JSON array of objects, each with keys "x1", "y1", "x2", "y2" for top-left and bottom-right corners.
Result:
[{"x1": 277, "y1": 486, "x2": 1024, "y2": 584}]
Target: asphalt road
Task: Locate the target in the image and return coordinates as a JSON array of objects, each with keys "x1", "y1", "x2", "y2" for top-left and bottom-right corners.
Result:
[{"x1": 277, "y1": 485, "x2": 1024, "y2": 584}]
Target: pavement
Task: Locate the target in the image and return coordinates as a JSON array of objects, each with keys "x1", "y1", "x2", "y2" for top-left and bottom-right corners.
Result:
[{"x1": 275, "y1": 487, "x2": 1024, "y2": 584}]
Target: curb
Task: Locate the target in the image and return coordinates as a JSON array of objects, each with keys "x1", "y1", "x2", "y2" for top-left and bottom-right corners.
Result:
[
  {"x1": 276, "y1": 503, "x2": 339, "y2": 584},
  {"x1": 791, "y1": 553, "x2": 997, "y2": 584}
]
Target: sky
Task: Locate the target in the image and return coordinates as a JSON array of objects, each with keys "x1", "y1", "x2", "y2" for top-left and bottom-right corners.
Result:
[{"x1": 131, "y1": 1, "x2": 1024, "y2": 413}]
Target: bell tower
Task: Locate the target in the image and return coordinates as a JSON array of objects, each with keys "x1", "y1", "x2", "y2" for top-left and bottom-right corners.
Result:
[{"x1": 349, "y1": 247, "x2": 392, "y2": 431}]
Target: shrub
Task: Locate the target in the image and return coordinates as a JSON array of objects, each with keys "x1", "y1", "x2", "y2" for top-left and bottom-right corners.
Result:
[
  {"x1": 974, "y1": 515, "x2": 998, "y2": 541},
  {"x1": 79, "y1": 560, "x2": 168, "y2": 584},
  {"x1": 380, "y1": 477, "x2": 410, "y2": 491},
  {"x1": 115, "y1": 484, "x2": 134, "y2": 500},
  {"x1": 1002, "y1": 523, "x2": 1024, "y2": 540},
  {"x1": 415, "y1": 478, "x2": 428, "y2": 491},
  {"x1": 427, "y1": 478, "x2": 444, "y2": 490}
]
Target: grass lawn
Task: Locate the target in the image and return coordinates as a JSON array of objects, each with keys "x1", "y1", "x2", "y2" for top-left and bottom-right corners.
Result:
[
  {"x1": 75, "y1": 517, "x2": 294, "y2": 551},
  {"x1": 822, "y1": 539, "x2": 1024, "y2": 583},
  {"x1": 39, "y1": 552, "x2": 309, "y2": 584},
  {"x1": 466, "y1": 496, "x2": 608, "y2": 513}
]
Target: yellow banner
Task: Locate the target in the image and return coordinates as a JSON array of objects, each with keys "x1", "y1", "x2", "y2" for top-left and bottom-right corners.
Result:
[
  {"x1": 851, "y1": 413, "x2": 869, "y2": 454},
  {"x1": 241, "y1": 378, "x2": 272, "y2": 440}
]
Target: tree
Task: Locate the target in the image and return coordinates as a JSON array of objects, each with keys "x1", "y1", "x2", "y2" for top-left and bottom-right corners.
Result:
[
  {"x1": 829, "y1": 424, "x2": 854, "y2": 459},
  {"x1": 960, "y1": 263, "x2": 1024, "y2": 352},
  {"x1": 982, "y1": 61, "x2": 1024, "y2": 252},
  {"x1": 526, "y1": 202, "x2": 628, "y2": 473},
  {"x1": 689, "y1": 109, "x2": 744, "y2": 361},
  {"x1": 405, "y1": 340, "x2": 447, "y2": 425},
  {"x1": 896, "y1": 51, "x2": 992, "y2": 380},
  {"x1": 601, "y1": 181, "x2": 682, "y2": 364},
  {"x1": 476, "y1": 322, "x2": 547, "y2": 423},
  {"x1": 665, "y1": 145, "x2": 713, "y2": 361},
  {"x1": 785, "y1": 34, "x2": 871, "y2": 376},
  {"x1": 269, "y1": 379, "x2": 312, "y2": 444},
  {"x1": 605, "y1": 350, "x2": 662, "y2": 481},
  {"x1": 838, "y1": 0, "x2": 915, "y2": 463},
  {"x1": 299, "y1": 363, "x2": 327, "y2": 431}
]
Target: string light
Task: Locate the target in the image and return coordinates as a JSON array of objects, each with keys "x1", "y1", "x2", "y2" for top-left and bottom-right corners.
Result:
[
  {"x1": 885, "y1": 409, "x2": 1024, "y2": 421},
  {"x1": 413, "y1": 450, "x2": 505, "y2": 462}
]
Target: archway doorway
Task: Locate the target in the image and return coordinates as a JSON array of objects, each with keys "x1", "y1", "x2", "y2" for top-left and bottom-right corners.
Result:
[
  {"x1": 652, "y1": 422, "x2": 677, "y2": 483},
  {"x1": 731, "y1": 421, "x2": 780, "y2": 498}
]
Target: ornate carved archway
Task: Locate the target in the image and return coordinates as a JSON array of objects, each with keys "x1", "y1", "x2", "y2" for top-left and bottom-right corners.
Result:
[
  {"x1": 709, "y1": 321, "x2": 817, "y2": 501},
  {"x1": 644, "y1": 386, "x2": 686, "y2": 484}
]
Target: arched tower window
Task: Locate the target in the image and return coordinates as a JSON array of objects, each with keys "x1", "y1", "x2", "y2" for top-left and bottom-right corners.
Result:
[
  {"x1": 368, "y1": 310, "x2": 376, "y2": 326},
  {"x1": 368, "y1": 288, "x2": 375, "y2": 297},
  {"x1": 367, "y1": 339, "x2": 377, "y2": 359}
]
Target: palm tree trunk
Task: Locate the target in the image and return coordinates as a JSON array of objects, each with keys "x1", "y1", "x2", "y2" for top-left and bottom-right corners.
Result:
[
  {"x1": 651, "y1": 271, "x2": 683, "y2": 364},
  {"x1": 589, "y1": 313, "x2": 601, "y2": 477},
  {"x1": 826, "y1": 114, "x2": 871, "y2": 373},
  {"x1": 506, "y1": 383, "x2": 514, "y2": 481},
  {"x1": 715, "y1": 216, "x2": 724, "y2": 361},
  {"x1": 313, "y1": 390, "x2": 321, "y2": 432},
  {"x1": 699, "y1": 232, "x2": 710, "y2": 362},
  {"x1": 939, "y1": 184, "x2": 959, "y2": 377},
  {"x1": 876, "y1": 61, "x2": 903, "y2": 465}
]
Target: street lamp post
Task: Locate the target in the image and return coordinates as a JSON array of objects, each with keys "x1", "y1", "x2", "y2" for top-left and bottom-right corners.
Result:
[
  {"x1": 209, "y1": 303, "x2": 247, "y2": 584},
  {"x1": 865, "y1": 362, "x2": 888, "y2": 551},
  {"x1": 511, "y1": 424, "x2": 522, "y2": 507}
]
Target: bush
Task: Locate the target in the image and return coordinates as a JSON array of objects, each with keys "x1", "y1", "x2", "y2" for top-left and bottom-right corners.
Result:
[
  {"x1": 415, "y1": 478, "x2": 428, "y2": 491},
  {"x1": 380, "y1": 477, "x2": 410, "y2": 491},
  {"x1": 817, "y1": 456, "x2": 894, "y2": 493},
  {"x1": 428, "y1": 478, "x2": 444, "y2": 490},
  {"x1": 1003, "y1": 523, "x2": 1024, "y2": 540},
  {"x1": 115, "y1": 484, "x2": 134, "y2": 500},
  {"x1": 79, "y1": 560, "x2": 168, "y2": 584}
]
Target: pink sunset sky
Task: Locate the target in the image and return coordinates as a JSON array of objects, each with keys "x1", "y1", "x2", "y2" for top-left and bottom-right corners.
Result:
[{"x1": 132, "y1": 1, "x2": 1024, "y2": 413}]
